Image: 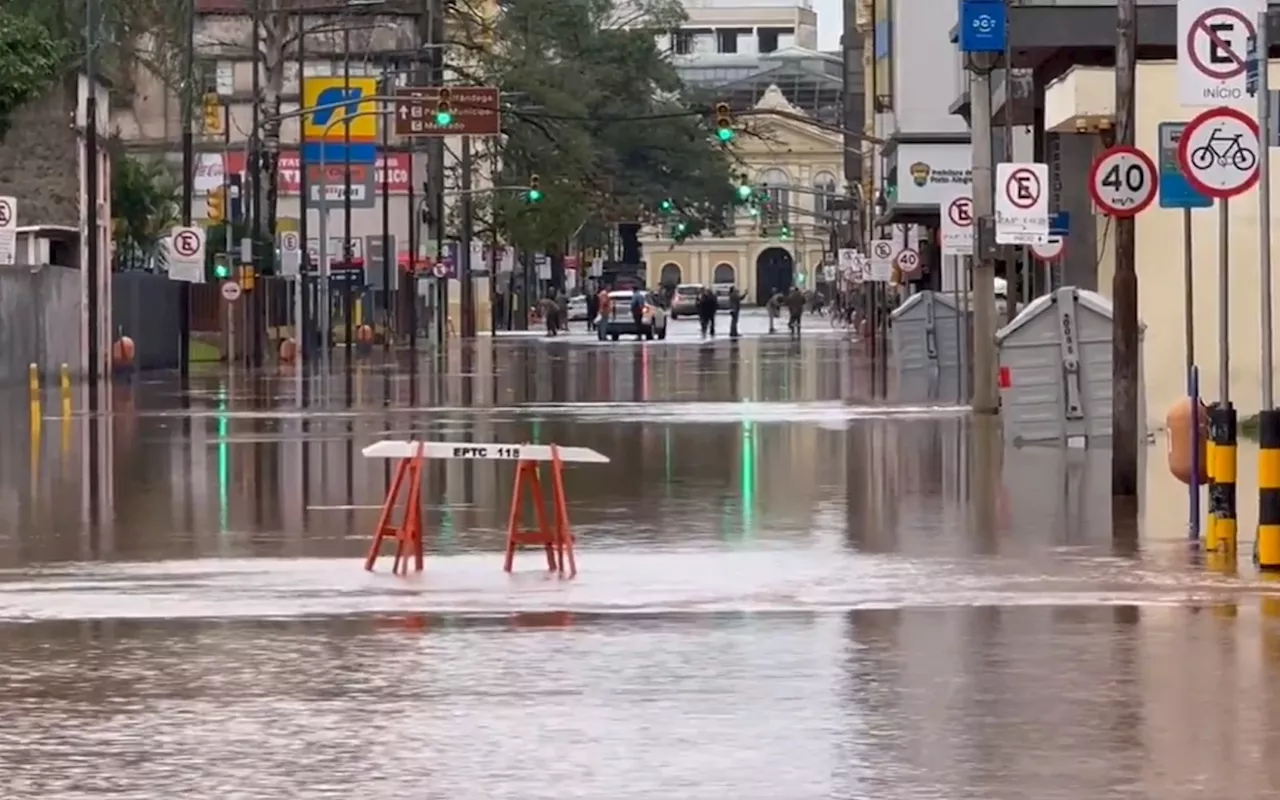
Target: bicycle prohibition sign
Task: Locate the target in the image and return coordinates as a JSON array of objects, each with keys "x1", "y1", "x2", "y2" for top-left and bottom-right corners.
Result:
[{"x1": 1178, "y1": 106, "x2": 1261, "y2": 199}]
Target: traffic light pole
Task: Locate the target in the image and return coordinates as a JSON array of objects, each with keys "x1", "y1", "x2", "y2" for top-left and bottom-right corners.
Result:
[
  {"x1": 459, "y1": 135, "x2": 476, "y2": 337},
  {"x1": 179, "y1": 0, "x2": 194, "y2": 380}
]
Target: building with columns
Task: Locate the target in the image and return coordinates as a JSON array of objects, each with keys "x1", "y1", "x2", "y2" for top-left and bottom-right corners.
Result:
[{"x1": 641, "y1": 84, "x2": 845, "y2": 304}]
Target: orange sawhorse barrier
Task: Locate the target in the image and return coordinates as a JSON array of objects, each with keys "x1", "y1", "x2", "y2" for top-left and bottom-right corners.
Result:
[
  {"x1": 504, "y1": 444, "x2": 577, "y2": 577},
  {"x1": 364, "y1": 442, "x2": 427, "y2": 575}
]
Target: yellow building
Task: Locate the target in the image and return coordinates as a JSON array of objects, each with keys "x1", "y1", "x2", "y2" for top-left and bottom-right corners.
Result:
[{"x1": 640, "y1": 85, "x2": 844, "y2": 305}]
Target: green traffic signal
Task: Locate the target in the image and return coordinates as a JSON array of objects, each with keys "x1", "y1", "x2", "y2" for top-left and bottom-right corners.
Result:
[
  {"x1": 660, "y1": 199, "x2": 674, "y2": 212},
  {"x1": 717, "y1": 127, "x2": 735, "y2": 142},
  {"x1": 735, "y1": 184, "x2": 752, "y2": 202},
  {"x1": 214, "y1": 264, "x2": 230, "y2": 279},
  {"x1": 435, "y1": 110, "x2": 453, "y2": 126},
  {"x1": 526, "y1": 188, "x2": 543, "y2": 202},
  {"x1": 779, "y1": 225, "x2": 791, "y2": 240}
]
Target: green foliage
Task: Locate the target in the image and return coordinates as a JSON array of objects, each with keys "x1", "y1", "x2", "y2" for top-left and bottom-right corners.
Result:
[
  {"x1": 111, "y1": 152, "x2": 179, "y2": 270},
  {"x1": 469, "y1": 0, "x2": 739, "y2": 253},
  {"x1": 0, "y1": 9, "x2": 69, "y2": 139}
]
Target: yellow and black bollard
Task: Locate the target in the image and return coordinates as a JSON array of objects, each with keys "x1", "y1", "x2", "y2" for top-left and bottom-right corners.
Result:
[
  {"x1": 1207, "y1": 403, "x2": 1238, "y2": 555},
  {"x1": 1258, "y1": 410, "x2": 1280, "y2": 569},
  {"x1": 1205, "y1": 402, "x2": 1220, "y2": 549}
]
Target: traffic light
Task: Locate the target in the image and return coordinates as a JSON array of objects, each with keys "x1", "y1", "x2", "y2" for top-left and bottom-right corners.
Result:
[
  {"x1": 435, "y1": 87, "x2": 454, "y2": 126},
  {"x1": 206, "y1": 187, "x2": 225, "y2": 222},
  {"x1": 659, "y1": 198, "x2": 674, "y2": 213},
  {"x1": 202, "y1": 93, "x2": 223, "y2": 134},
  {"x1": 671, "y1": 220, "x2": 689, "y2": 242},
  {"x1": 525, "y1": 174, "x2": 543, "y2": 202},
  {"x1": 213, "y1": 254, "x2": 230, "y2": 280},
  {"x1": 735, "y1": 183, "x2": 752, "y2": 203},
  {"x1": 714, "y1": 102, "x2": 734, "y2": 142},
  {"x1": 778, "y1": 223, "x2": 792, "y2": 240}
]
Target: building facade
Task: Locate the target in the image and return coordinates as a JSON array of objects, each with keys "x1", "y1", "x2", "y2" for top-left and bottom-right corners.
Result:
[{"x1": 640, "y1": 85, "x2": 844, "y2": 304}]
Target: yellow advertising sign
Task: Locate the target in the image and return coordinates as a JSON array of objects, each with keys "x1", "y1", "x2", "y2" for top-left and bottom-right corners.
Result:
[{"x1": 302, "y1": 77, "x2": 379, "y2": 140}]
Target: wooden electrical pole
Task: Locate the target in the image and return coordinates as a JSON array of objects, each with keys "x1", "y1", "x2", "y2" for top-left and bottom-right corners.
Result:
[{"x1": 1113, "y1": 0, "x2": 1140, "y2": 496}]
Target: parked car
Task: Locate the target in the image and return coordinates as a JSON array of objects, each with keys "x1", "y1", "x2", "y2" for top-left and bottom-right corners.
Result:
[
  {"x1": 604, "y1": 290, "x2": 667, "y2": 340},
  {"x1": 712, "y1": 283, "x2": 735, "y2": 310},
  {"x1": 671, "y1": 284, "x2": 703, "y2": 318},
  {"x1": 567, "y1": 294, "x2": 590, "y2": 322}
]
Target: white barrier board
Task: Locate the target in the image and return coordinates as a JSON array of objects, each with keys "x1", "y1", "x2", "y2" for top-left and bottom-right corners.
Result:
[{"x1": 362, "y1": 441, "x2": 610, "y2": 464}]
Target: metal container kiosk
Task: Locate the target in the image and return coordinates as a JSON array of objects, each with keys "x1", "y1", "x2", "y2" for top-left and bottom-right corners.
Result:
[
  {"x1": 889, "y1": 290, "x2": 970, "y2": 403},
  {"x1": 996, "y1": 286, "x2": 1145, "y2": 448}
]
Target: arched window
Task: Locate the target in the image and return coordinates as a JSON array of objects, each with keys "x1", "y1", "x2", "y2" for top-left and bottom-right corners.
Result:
[
  {"x1": 812, "y1": 171, "x2": 838, "y2": 215},
  {"x1": 758, "y1": 168, "x2": 790, "y2": 225},
  {"x1": 659, "y1": 262, "x2": 682, "y2": 287},
  {"x1": 713, "y1": 263, "x2": 736, "y2": 285}
]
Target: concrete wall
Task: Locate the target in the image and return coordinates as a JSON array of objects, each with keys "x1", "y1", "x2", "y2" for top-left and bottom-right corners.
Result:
[
  {"x1": 888, "y1": 0, "x2": 966, "y2": 135},
  {"x1": 0, "y1": 265, "x2": 82, "y2": 385},
  {"x1": 0, "y1": 79, "x2": 82, "y2": 228}
]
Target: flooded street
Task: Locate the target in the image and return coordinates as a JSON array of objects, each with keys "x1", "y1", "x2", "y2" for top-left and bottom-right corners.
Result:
[{"x1": 5, "y1": 314, "x2": 1280, "y2": 798}]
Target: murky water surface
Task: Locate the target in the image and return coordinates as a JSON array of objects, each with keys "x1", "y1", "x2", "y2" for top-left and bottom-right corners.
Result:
[{"x1": 3, "y1": 318, "x2": 1280, "y2": 798}]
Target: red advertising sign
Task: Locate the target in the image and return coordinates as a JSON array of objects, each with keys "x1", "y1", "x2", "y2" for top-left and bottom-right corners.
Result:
[{"x1": 223, "y1": 150, "x2": 411, "y2": 194}]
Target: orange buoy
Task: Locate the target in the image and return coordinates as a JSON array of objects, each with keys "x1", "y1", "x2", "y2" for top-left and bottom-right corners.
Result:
[
  {"x1": 279, "y1": 337, "x2": 298, "y2": 363},
  {"x1": 112, "y1": 336, "x2": 136, "y2": 368},
  {"x1": 355, "y1": 324, "x2": 375, "y2": 345},
  {"x1": 1167, "y1": 398, "x2": 1209, "y2": 486}
]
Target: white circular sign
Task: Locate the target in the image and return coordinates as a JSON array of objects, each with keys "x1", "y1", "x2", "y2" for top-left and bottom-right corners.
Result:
[
  {"x1": 1178, "y1": 106, "x2": 1261, "y2": 199},
  {"x1": 221, "y1": 281, "x2": 242, "y2": 301},
  {"x1": 1031, "y1": 236, "x2": 1065, "y2": 261},
  {"x1": 172, "y1": 228, "x2": 203, "y2": 259},
  {"x1": 281, "y1": 231, "x2": 300, "y2": 251},
  {"x1": 432, "y1": 263, "x2": 448, "y2": 278},
  {"x1": 895, "y1": 248, "x2": 922, "y2": 278},
  {"x1": 872, "y1": 241, "x2": 892, "y2": 260},
  {"x1": 1088, "y1": 146, "x2": 1158, "y2": 217},
  {"x1": 947, "y1": 196, "x2": 973, "y2": 227},
  {"x1": 0, "y1": 199, "x2": 14, "y2": 227}
]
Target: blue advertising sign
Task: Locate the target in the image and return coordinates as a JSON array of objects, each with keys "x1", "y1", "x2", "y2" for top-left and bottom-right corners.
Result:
[
  {"x1": 1157, "y1": 122, "x2": 1212, "y2": 209},
  {"x1": 959, "y1": 0, "x2": 1007, "y2": 54},
  {"x1": 301, "y1": 142, "x2": 378, "y2": 165}
]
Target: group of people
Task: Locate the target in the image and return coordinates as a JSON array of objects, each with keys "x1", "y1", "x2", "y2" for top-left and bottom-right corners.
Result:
[
  {"x1": 694, "y1": 286, "x2": 742, "y2": 339},
  {"x1": 764, "y1": 286, "x2": 810, "y2": 338}
]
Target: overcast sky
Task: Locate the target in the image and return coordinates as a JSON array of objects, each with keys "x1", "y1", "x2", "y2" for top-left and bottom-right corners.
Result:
[{"x1": 814, "y1": 0, "x2": 843, "y2": 51}]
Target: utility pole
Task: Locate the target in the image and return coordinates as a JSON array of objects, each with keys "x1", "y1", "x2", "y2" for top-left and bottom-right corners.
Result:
[
  {"x1": 426, "y1": 0, "x2": 446, "y2": 347},
  {"x1": 342, "y1": 25, "x2": 354, "y2": 364},
  {"x1": 85, "y1": 0, "x2": 100, "y2": 402},
  {"x1": 968, "y1": 53, "x2": 999, "y2": 414},
  {"x1": 249, "y1": 0, "x2": 264, "y2": 368},
  {"x1": 179, "y1": 0, "x2": 194, "y2": 381},
  {"x1": 297, "y1": 8, "x2": 310, "y2": 364},
  {"x1": 459, "y1": 135, "x2": 475, "y2": 337},
  {"x1": 1112, "y1": 0, "x2": 1140, "y2": 496}
]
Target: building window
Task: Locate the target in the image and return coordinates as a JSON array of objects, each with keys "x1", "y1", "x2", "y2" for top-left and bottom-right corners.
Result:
[
  {"x1": 717, "y1": 29, "x2": 737, "y2": 54},
  {"x1": 674, "y1": 31, "x2": 694, "y2": 55},
  {"x1": 813, "y1": 172, "x2": 838, "y2": 215},
  {"x1": 713, "y1": 263, "x2": 736, "y2": 285},
  {"x1": 758, "y1": 29, "x2": 779, "y2": 53},
  {"x1": 659, "y1": 262, "x2": 682, "y2": 286},
  {"x1": 759, "y1": 168, "x2": 790, "y2": 225}
]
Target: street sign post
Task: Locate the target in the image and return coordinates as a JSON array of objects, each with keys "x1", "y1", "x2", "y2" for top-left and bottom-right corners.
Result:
[
  {"x1": 1088, "y1": 145, "x2": 1159, "y2": 217},
  {"x1": 1177, "y1": 0, "x2": 1266, "y2": 108},
  {"x1": 1158, "y1": 122, "x2": 1214, "y2": 208},
  {"x1": 995, "y1": 162, "x2": 1049, "y2": 244},
  {"x1": 1177, "y1": 105, "x2": 1260, "y2": 198},
  {"x1": 279, "y1": 230, "x2": 301, "y2": 277},
  {"x1": 394, "y1": 87, "x2": 501, "y2": 136},
  {"x1": 868, "y1": 239, "x2": 897, "y2": 282},
  {"x1": 221, "y1": 281, "x2": 242, "y2": 301},
  {"x1": 0, "y1": 195, "x2": 16, "y2": 266},
  {"x1": 895, "y1": 248, "x2": 923, "y2": 279},
  {"x1": 1031, "y1": 236, "x2": 1066, "y2": 262},
  {"x1": 167, "y1": 226, "x2": 206, "y2": 283},
  {"x1": 941, "y1": 195, "x2": 974, "y2": 255}
]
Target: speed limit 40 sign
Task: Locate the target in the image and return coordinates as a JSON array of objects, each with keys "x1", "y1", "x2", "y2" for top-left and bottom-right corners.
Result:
[{"x1": 1089, "y1": 145, "x2": 1158, "y2": 217}]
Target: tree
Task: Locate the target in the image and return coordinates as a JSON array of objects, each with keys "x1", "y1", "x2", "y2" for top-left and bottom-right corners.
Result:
[
  {"x1": 0, "y1": 8, "x2": 69, "y2": 139},
  {"x1": 111, "y1": 152, "x2": 179, "y2": 270},
  {"x1": 456, "y1": 0, "x2": 740, "y2": 254}
]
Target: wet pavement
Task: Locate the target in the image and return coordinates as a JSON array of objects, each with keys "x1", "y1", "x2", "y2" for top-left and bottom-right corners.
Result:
[{"x1": 5, "y1": 311, "x2": 1280, "y2": 798}]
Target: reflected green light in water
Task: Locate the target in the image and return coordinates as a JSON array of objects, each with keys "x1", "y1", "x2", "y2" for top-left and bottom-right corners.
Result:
[
  {"x1": 740, "y1": 420, "x2": 755, "y2": 536},
  {"x1": 439, "y1": 503, "x2": 455, "y2": 551},
  {"x1": 664, "y1": 426, "x2": 673, "y2": 486},
  {"x1": 531, "y1": 419, "x2": 542, "y2": 444},
  {"x1": 217, "y1": 386, "x2": 229, "y2": 532}
]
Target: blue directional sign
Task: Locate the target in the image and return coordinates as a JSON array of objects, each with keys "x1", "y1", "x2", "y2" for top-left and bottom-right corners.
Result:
[
  {"x1": 959, "y1": 0, "x2": 1007, "y2": 54},
  {"x1": 1157, "y1": 122, "x2": 1212, "y2": 209},
  {"x1": 1049, "y1": 211, "x2": 1070, "y2": 236}
]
